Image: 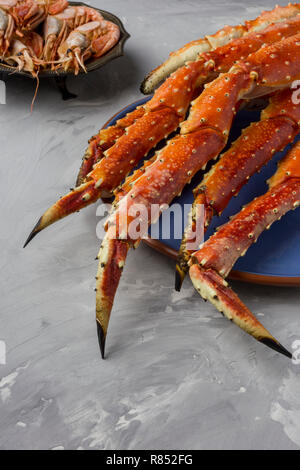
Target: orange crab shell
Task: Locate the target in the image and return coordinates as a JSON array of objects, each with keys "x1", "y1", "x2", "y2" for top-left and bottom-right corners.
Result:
[
  {"x1": 192, "y1": 177, "x2": 300, "y2": 278},
  {"x1": 112, "y1": 128, "x2": 224, "y2": 242}
]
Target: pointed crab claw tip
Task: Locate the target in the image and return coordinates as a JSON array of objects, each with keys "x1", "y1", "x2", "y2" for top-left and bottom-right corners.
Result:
[
  {"x1": 260, "y1": 338, "x2": 292, "y2": 359},
  {"x1": 175, "y1": 265, "x2": 185, "y2": 292},
  {"x1": 23, "y1": 217, "x2": 42, "y2": 248},
  {"x1": 96, "y1": 320, "x2": 106, "y2": 360}
]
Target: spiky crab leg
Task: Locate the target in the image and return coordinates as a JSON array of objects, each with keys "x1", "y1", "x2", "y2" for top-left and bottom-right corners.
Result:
[
  {"x1": 96, "y1": 33, "x2": 300, "y2": 357},
  {"x1": 114, "y1": 14, "x2": 300, "y2": 204},
  {"x1": 189, "y1": 265, "x2": 292, "y2": 358},
  {"x1": 95, "y1": 63, "x2": 258, "y2": 354},
  {"x1": 141, "y1": 2, "x2": 300, "y2": 93},
  {"x1": 111, "y1": 18, "x2": 300, "y2": 211},
  {"x1": 25, "y1": 12, "x2": 300, "y2": 244},
  {"x1": 107, "y1": 11, "x2": 300, "y2": 202},
  {"x1": 190, "y1": 140, "x2": 300, "y2": 357},
  {"x1": 76, "y1": 106, "x2": 145, "y2": 186},
  {"x1": 24, "y1": 58, "x2": 207, "y2": 245},
  {"x1": 141, "y1": 23, "x2": 245, "y2": 94},
  {"x1": 175, "y1": 87, "x2": 300, "y2": 289},
  {"x1": 96, "y1": 127, "x2": 225, "y2": 356},
  {"x1": 85, "y1": 7, "x2": 300, "y2": 200}
]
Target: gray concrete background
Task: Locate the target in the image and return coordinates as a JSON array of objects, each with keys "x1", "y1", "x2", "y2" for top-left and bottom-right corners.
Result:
[{"x1": 1, "y1": 0, "x2": 300, "y2": 450}]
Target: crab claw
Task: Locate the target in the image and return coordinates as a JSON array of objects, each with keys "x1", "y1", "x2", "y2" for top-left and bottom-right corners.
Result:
[
  {"x1": 95, "y1": 226, "x2": 130, "y2": 358},
  {"x1": 189, "y1": 264, "x2": 292, "y2": 358},
  {"x1": 24, "y1": 180, "x2": 100, "y2": 247}
]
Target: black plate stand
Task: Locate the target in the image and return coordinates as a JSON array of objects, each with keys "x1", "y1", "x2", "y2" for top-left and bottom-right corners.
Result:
[{"x1": 54, "y1": 77, "x2": 77, "y2": 101}]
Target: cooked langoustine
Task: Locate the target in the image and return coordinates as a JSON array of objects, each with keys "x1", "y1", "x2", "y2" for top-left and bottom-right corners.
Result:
[
  {"x1": 57, "y1": 21, "x2": 119, "y2": 75},
  {"x1": 6, "y1": 30, "x2": 43, "y2": 72},
  {"x1": 90, "y1": 19, "x2": 120, "y2": 58},
  {"x1": 0, "y1": 0, "x2": 66, "y2": 31},
  {"x1": 43, "y1": 5, "x2": 105, "y2": 62},
  {"x1": 0, "y1": 0, "x2": 66, "y2": 77},
  {"x1": 5, "y1": 30, "x2": 43, "y2": 108},
  {"x1": 0, "y1": 6, "x2": 15, "y2": 55},
  {"x1": 0, "y1": 0, "x2": 121, "y2": 80},
  {"x1": 25, "y1": 3, "x2": 300, "y2": 360}
]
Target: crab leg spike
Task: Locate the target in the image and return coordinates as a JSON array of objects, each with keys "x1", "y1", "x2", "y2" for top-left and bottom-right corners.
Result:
[
  {"x1": 189, "y1": 265, "x2": 292, "y2": 359},
  {"x1": 176, "y1": 87, "x2": 300, "y2": 290},
  {"x1": 96, "y1": 321, "x2": 106, "y2": 359}
]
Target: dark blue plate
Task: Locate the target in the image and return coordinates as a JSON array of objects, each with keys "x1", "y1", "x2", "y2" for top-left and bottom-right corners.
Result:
[{"x1": 104, "y1": 97, "x2": 300, "y2": 286}]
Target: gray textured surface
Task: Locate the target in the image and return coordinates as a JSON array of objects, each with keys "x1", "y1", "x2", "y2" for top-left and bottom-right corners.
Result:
[{"x1": 1, "y1": 0, "x2": 300, "y2": 450}]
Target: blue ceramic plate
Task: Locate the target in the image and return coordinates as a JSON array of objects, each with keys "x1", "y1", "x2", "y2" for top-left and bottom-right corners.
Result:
[{"x1": 103, "y1": 97, "x2": 300, "y2": 286}]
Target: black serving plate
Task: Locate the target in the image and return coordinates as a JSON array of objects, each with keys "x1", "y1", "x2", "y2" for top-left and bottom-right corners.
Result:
[{"x1": 0, "y1": 2, "x2": 130, "y2": 79}]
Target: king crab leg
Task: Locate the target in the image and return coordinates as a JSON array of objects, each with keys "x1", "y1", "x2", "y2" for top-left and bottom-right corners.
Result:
[
  {"x1": 175, "y1": 87, "x2": 300, "y2": 289},
  {"x1": 24, "y1": 12, "x2": 300, "y2": 245},
  {"x1": 78, "y1": 5, "x2": 300, "y2": 185},
  {"x1": 141, "y1": 2, "x2": 300, "y2": 93},
  {"x1": 94, "y1": 33, "x2": 300, "y2": 357},
  {"x1": 24, "y1": 60, "x2": 203, "y2": 244},
  {"x1": 76, "y1": 106, "x2": 146, "y2": 187},
  {"x1": 189, "y1": 140, "x2": 300, "y2": 358}
]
